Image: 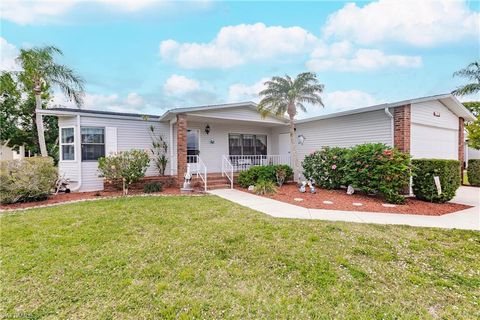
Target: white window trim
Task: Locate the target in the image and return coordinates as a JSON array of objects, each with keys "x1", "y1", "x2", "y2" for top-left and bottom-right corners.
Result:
[{"x1": 60, "y1": 126, "x2": 76, "y2": 162}]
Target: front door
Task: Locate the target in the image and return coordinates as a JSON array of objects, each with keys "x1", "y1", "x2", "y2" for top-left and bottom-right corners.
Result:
[
  {"x1": 187, "y1": 129, "x2": 200, "y2": 172},
  {"x1": 278, "y1": 133, "x2": 291, "y2": 156}
]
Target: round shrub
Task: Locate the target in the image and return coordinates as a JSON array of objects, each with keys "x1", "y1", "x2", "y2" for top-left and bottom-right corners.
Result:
[
  {"x1": 0, "y1": 157, "x2": 58, "y2": 204},
  {"x1": 412, "y1": 159, "x2": 460, "y2": 203},
  {"x1": 467, "y1": 159, "x2": 480, "y2": 186},
  {"x1": 237, "y1": 165, "x2": 293, "y2": 188},
  {"x1": 302, "y1": 147, "x2": 348, "y2": 189},
  {"x1": 344, "y1": 143, "x2": 411, "y2": 204}
]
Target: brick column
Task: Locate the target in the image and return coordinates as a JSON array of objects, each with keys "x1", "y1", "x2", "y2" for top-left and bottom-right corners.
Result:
[
  {"x1": 176, "y1": 113, "x2": 187, "y2": 185},
  {"x1": 459, "y1": 117, "x2": 465, "y2": 184},
  {"x1": 393, "y1": 104, "x2": 411, "y2": 154}
]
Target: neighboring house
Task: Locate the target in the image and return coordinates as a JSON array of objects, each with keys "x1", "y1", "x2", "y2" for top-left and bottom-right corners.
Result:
[
  {"x1": 0, "y1": 144, "x2": 25, "y2": 161},
  {"x1": 38, "y1": 93, "x2": 475, "y2": 192}
]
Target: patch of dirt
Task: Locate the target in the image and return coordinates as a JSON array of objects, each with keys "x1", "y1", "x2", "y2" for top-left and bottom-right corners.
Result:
[
  {"x1": 0, "y1": 187, "x2": 202, "y2": 210},
  {"x1": 239, "y1": 184, "x2": 471, "y2": 216}
]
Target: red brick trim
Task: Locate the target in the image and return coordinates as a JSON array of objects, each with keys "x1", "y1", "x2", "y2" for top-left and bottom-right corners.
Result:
[
  {"x1": 176, "y1": 114, "x2": 187, "y2": 185},
  {"x1": 459, "y1": 117, "x2": 465, "y2": 184},
  {"x1": 393, "y1": 104, "x2": 411, "y2": 154}
]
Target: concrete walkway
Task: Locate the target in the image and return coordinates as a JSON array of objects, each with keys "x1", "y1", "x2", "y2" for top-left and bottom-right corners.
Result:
[{"x1": 209, "y1": 187, "x2": 479, "y2": 231}]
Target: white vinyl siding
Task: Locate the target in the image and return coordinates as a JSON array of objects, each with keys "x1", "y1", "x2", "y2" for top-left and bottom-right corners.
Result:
[
  {"x1": 105, "y1": 127, "x2": 118, "y2": 156},
  {"x1": 410, "y1": 101, "x2": 459, "y2": 160},
  {"x1": 291, "y1": 110, "x2": 392, "y2": 164},
  {"x1": 191, "y1": 106, "x2": 286, "y2": 124},
  {"x1": 175, "y1": 121, "x2": 273, "y2": 173}
]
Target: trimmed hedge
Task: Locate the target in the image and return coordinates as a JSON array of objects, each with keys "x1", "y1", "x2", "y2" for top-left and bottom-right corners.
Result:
[
  {"x1": 467, "y1": 159, "x2": 480, "y2": 186},
  {"x1": 237, "y1": 165, "x2": 293, "y2": 188},
  {"x1": 302, "y1": 143, "x2": 411, "y2": 204},
  {"x1": 302, "y1": 147, "x2": 348, "y2": 189},
  {"x1": 412, "y1": 159, "x2": 460, "y2": 203},
  {"x1": 0, "y1": 157, "x2": 58, "y2": 204}
]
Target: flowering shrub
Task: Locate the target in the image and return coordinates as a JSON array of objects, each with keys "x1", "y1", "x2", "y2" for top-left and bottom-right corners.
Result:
[
  {"x1": 0, "y1": 157, "x2": 58, "y2": 204},
  {"x1": 98, "y1": 149, "x2": 150, "y2": 195},
  {"x1": 301, "y1": 143, "x2": 411, "y2": 204},
  {"x1": 302, "y1": 147, "x2": 348, "y2": 189},
  {"x1": 344, "y1": 143, "x2": 411, "y2": 204}
]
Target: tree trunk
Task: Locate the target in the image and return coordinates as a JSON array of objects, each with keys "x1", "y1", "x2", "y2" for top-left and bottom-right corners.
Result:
[
  {"x1": 288, "y1": 110, "x2": 299, "y2": 182},
  {"x1": 34, "y1": 92, "x2": 48, "y2": 157}
]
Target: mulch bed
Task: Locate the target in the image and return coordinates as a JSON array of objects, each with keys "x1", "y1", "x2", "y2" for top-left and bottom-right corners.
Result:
[
  {"x1": 0, "y1": 187, "x2": 204, "y2": 211},
  {"x1": 239, "y1": 183, "x2": 471, "y2": 216}
]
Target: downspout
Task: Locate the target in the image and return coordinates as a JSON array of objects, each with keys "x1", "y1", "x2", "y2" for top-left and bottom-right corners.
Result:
[
  {"x1": 169, "y1": 119, "x2": 174, "y2": 175},
  {"x1": 71, "y1": 114, "x2": 82, "y2": 192},
  {"x1": 384, "y1": 107, "x2": 394, "y2": 147}
]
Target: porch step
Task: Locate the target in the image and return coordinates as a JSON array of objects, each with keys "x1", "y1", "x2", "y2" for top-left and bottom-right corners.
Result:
[{"x1": 190, "y1": 173, "x2": 234, "y2": 190}]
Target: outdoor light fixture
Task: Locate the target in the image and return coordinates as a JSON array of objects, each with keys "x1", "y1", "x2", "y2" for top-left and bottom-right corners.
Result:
[
  {"x1": 205, "y1": 124, "x2": 211, "y2": 134},
  {"x1": 298, "y1": 134, "x2": 306, "y2": 145}
]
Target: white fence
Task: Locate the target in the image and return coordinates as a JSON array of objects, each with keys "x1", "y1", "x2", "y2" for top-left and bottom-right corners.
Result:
[{"x1": 225, "y1": 155, "x2": 291, "y2": 172}]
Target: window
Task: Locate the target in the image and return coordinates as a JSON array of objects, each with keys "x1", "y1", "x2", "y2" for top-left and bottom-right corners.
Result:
[
  {"x1": 61, "y1": 127, "x2": 75, "y2": 161},
  {"x1": 81, "y1": 127, "x2": 105, "y2": 161},
  {"x1": 228, "y1": 134, "x2": 267, "y2": 155},
  {"x1": 187, "y1": 129, "x2": 199, "y2": 163}
]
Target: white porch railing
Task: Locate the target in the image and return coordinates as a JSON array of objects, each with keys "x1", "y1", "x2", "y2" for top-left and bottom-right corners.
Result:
[
  {"x1": 225, "y1": 155, "x2": 291, "y2": 172},
  {"x1": 187, "y1": 155, "x2": 207, "y2": 191},
  {"x1": 222, "y1": 155, "x2": 234, "y2": 189}
]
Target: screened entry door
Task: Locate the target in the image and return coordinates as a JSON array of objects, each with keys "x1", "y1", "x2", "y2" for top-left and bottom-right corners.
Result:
[{"x1": 187, "y1": 129, "x2": 200, "y2": 172}]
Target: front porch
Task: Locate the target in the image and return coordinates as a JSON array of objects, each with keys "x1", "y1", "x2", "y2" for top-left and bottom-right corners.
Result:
[{"x1": 164, "y1": 108, "x2": 291, "y2": 190}]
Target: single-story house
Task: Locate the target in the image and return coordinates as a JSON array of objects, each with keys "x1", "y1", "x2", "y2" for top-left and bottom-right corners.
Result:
[{"x1": 37, "y1": 93, "x2": 475, "y2": 192}]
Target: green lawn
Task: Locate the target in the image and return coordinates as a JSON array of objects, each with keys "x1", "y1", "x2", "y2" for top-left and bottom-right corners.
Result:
[{"x1": 1, "y1": 196, "x2": 479, "y2": 319}]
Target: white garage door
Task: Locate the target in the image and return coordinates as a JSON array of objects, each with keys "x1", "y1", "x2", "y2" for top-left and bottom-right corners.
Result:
[{"x1": 411, "y1": 124, "x2": 458, "y2": 160}]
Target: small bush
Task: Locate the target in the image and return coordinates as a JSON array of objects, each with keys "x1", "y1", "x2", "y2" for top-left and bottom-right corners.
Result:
[
  {"x1": 253, "y1": 180, "x2": 277, "y2": 195},
  {"x1": 0, "y1": 157, "x2": 58, "y2": 204},
  {"x1": 237, "y1": 165, "x2": 293, "y2": 188},
  {"x1": 345, "y1": 144, "x2": 410, "y2": 204},
  {"x1": 143, "y1": 181, "x2": 163, "y2": 193},
  {"x1": 98, "y1": 149, "x2": 150, "y2": 195},
  {"x1": 302, "y1": 147, "x2": 349, "y2": 189},
  {"x1": 412, "y1": 159, "x2": 460, "y2": 203},
  {"x1": 467, "y1": 159, "x2": 480, "y2": 186}
]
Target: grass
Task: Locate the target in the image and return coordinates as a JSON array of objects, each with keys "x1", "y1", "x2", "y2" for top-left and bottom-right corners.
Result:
[{"x1": 1, "y1": 196, "x2": 479, "y2": 319}]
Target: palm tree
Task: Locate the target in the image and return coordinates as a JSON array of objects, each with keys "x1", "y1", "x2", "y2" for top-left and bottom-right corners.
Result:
[
  {"x1": 452, "y1": 61, "x2": 480, "y2": 96},
  {"x1": 16, "y1": 46, "x2": 84, "y2": 157},
  {"x1": 258, "y1": 72, "x2": 324, "y2": 181}
]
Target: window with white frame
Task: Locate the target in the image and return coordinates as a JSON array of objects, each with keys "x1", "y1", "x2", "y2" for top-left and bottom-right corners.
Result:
[
  {"x1": 60, "y1": 127, "x2": 75, "y2": 161},
  {"x1": 81, "y1": 127, "x2": 105, "y2": 161}
]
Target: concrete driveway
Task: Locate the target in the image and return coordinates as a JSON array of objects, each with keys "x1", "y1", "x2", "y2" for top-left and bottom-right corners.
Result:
[{"x1": 209, "y1": 186, "x2": 479, "y2": 231}]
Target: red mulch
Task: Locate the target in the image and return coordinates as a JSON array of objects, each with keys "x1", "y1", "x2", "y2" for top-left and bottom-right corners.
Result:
[
  {"x1": 239, "y1": 183, "x2": 471, "y2": 216},
  {"x1": 0, "y1": 187, "x2": 200, "y2": 210}
]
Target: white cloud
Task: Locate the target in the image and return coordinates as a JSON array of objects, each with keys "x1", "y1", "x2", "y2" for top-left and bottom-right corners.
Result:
[
  {"x1": 297, "y1": 89, "x2": 383, "y2": 119},
  {"x1": 306, "y1": 42, "x2": 422, "y2": 72},
  {"x1": 163, "y1": 74, "x2": 200, "y2": 95},
  {"x1": 51, "y1": 92, "x2": 149, "y2": 113},
  {"x1": 159, "y1": 23, "x2": 317, "y2": 69},
  {"x1": 0, "y1": 0, "x2": 164, "y2": 25},
  {"x1": 324, "y1": 90, "x2": 382, "y2": 112},
  {"x1": 323, "y1": 0, "x2": 480, "y2": 47},
  {"x1": 0, "y1": 37, "x2": 20, "y2": 71},
  {"x1": 228, "y1": 78, "x2": 268, "y2": 102}
]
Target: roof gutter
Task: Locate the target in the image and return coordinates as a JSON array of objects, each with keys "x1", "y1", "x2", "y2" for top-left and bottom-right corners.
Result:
[{"x1": 384, "y1": 107, "x2": 394, "y2": 147}]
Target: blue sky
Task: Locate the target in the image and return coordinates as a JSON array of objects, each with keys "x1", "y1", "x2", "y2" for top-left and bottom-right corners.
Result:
[{"x1": 1, "y1": 0, "x2": 479, "y2": 118}]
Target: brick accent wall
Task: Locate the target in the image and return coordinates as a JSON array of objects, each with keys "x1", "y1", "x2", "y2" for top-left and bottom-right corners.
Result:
[
  {"x1": 176, "y1": 113, "x2": 187, "y2": 185},
  {"x1": 393, "y1": 104, "x2": 411, "y2": 153},
  {"x1": 459, "y1": 117, "x2": 465, "y2": 184}
]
